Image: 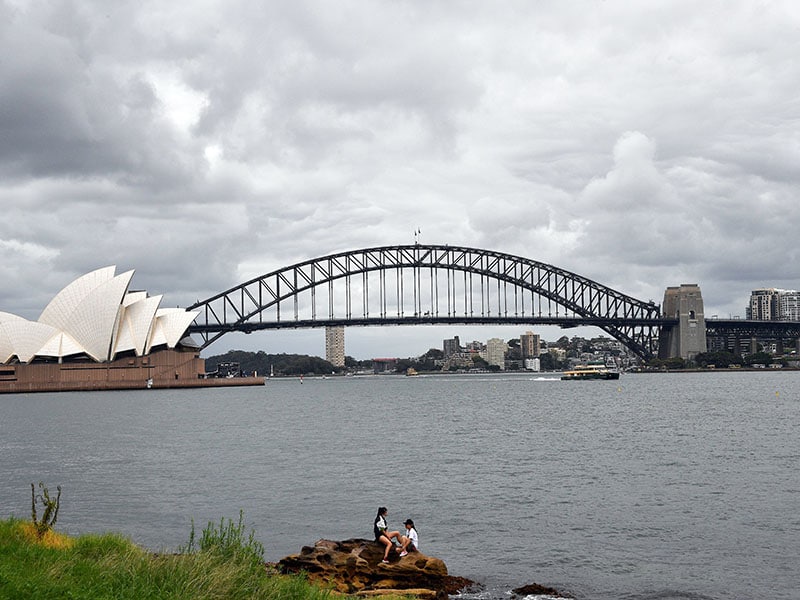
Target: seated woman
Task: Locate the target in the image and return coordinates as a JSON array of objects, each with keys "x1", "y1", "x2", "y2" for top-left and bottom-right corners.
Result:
[
  {"x1": 373, "y1": 507, "x2": 401, "y2": 563},
  {"x1": 397, "y1": 518, "x2": 418, "y2": 557}
]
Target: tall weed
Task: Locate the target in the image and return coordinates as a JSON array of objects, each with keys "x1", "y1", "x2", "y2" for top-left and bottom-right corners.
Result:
[{"x1": 181, "y1": 510, "x2": 264, "y2": 567}]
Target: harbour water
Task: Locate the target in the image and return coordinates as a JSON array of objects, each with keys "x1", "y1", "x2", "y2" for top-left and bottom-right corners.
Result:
[{"x1": 1, "y1": 371, "x2": 798, "y2": 599}]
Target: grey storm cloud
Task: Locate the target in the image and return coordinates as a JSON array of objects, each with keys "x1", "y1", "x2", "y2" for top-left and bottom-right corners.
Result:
[{"x1": 1, "y1": 0, "x2": 799, "y2": 357}]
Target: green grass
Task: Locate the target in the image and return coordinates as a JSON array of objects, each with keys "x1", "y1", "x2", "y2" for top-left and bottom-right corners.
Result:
[{"x1": 0, "y1": 517, "x2": 353, "y2": 600}]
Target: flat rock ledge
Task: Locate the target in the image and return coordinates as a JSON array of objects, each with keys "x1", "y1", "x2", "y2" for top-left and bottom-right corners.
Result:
[{"x1": 277, "y1": 538, "x2": 471, "y2": 599}]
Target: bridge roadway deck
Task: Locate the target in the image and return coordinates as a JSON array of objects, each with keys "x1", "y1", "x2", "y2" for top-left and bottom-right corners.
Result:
[
  {"x1": 706, "y1": 319, "x2": 800, "y2": 338},
  {"x1": 187, "y1": 315, "x2": 677, "y2": 334}
]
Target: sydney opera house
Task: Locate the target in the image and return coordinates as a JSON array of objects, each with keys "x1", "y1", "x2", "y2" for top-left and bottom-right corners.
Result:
[{"x1": 0, "y1": 266, "x2": 210, "y2": 393}]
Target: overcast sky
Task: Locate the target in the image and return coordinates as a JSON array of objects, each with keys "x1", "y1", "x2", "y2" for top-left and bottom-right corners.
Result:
[{"x1": 2, "y1": 1, "x2": 799, "y2": 359}]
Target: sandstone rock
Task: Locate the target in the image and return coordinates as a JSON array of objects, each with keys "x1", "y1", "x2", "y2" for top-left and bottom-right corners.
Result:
[
  {"x1": 512, "y1": 581, "x2": 570, "y2": 598},
  {"x1": 277, "y1": 538, "x2": 456, "y2": 598},
  {"x1": 356, "y1": 589, "x2": 439, "y2": 599}
]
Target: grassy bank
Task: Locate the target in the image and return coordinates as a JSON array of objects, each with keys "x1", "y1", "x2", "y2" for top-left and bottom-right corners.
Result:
[{"x1": 0, "y1": 517, "x2": 411, "y2": 600}]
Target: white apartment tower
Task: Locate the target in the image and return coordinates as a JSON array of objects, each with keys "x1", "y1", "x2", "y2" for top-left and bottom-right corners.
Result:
[
  {"x1": 779, "y1": 291, "x2": 800, "y2": 321},
  {"x1": 486, "y1": 337, "x2": 507, "y2": 370},
  {"x1": 748, "y1": 288, "x2": 781, "y2": 320},
  {"x1": 748, "y1": 288, "x2": 800, "y2": 321},
  {"x1": 325, "y1": 326, "x2": 345, "y2": 367}
]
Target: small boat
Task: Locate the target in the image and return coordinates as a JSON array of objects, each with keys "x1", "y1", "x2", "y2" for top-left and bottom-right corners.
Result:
[
  {"x1": 561, "y1": 363, "x2": 620, "y2": 380},
  {"x1": 406, "y1": 367, "x2": 419, "y2": 376}
]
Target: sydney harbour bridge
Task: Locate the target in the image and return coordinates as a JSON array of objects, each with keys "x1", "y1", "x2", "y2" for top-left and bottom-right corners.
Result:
[{"x1": 186, "y1": 244, "x2": 800, "y2": 361}]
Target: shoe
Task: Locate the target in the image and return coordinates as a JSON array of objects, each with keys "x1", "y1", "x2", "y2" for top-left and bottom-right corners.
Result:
[
  {"x1": 381, "y1": 559, "x2": 389, "y2": 564},
  {"x1": 399, "y1": 551, "x2": 408, "y2": 557}
]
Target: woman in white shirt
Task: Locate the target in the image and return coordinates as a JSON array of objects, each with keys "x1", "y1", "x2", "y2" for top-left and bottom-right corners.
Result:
[{"x1": 398, "y1": 518, "x2": 419, "y2": 557}]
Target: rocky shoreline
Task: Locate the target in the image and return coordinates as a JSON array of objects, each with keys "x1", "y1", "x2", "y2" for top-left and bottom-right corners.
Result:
[{"x1": 276, "y1": 538, "x2": 569, "y2": 599}]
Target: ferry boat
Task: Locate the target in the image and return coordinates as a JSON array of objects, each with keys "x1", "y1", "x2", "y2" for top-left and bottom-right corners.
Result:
[{"x1": 561, "y1": 363, "x2": 620, "y2": 380}]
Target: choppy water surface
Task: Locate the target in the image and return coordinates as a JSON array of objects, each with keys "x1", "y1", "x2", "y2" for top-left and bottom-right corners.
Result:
[{"x1": 1, "y1": 371, "x2": 799, "y2": 599}]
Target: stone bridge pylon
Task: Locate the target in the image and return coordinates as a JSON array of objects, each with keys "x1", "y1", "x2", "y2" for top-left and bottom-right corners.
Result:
[{"x1": 658, "y1": 284, "x2": 707, "y2": 360}]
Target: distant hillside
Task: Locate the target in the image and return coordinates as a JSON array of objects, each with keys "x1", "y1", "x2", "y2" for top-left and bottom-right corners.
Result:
[{"x1": 204, "y1": 350, "x2": 338, "y2": 376}]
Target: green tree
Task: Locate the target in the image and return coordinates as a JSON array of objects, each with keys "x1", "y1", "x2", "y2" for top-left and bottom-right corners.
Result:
[
  {"x1": 205, "y1": 350, "x2": 338, "y2": 376},
  {"x1": 743, "y1": 351, "x2": 772, "y2": 366},
  {"x1": 539, "y1": 352, "x2": 563, "y2": 371},
  {"x1": 647, "y1": 357, "x2": 686, "y2": 370},
  {"x1": 472, "y1": 354, "x2": 489, "y2": 369},
  {"x1": 694, "y1": 351, "x2": 742, "y2": 368}
]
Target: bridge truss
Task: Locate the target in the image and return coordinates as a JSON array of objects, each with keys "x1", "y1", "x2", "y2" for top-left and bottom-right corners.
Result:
[
  {"x1": 705, "y1": 319, "x2": 800, "y2": 354},
  {"x1": 187, "y1": 244, "x2": 665, "y2": 359}
]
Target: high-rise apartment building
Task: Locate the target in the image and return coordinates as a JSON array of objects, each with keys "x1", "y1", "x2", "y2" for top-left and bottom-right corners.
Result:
[
  {"x1": 747, "y1": 288, "x2": 799, "y2": 321},
  {"x1": 443, "y1": 336, "x2": 461, "y2": 357},
  {"x1": 747, "y1": 288, "x2": 781, "y2": 320},
  {"x1": 486, "y1": 338, "x2": 507, "y2": 370},
  {"x1": 520, "y1": 331, "x2": 541, "y2": 359},
  {"x1": 325, "y1": 326, "x2": 345, "y2": 367},
  {"x1": 778, "y1": 290, "x2": 800, "y2": 321}
]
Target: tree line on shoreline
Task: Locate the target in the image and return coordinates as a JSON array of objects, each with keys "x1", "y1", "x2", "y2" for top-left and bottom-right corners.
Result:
[
  {"x1": 206, "y1": 345, "x2": 797, "y2": 377},
  {"x1": 648, "y1": 349, "x2": 789, "y2": 370},
  {"x1": 203, "y1": 344, "x2": 569, "y2": 377}
]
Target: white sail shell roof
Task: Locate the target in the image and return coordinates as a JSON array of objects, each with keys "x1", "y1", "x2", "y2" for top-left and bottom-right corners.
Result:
[
  {"x1": 0, "y1": 319, "x2": 59, "y2": 363},
  {"x1": 0, "y1": 312, "x2": 26, "y2": 358},
  {"x1": 0, "y1": 267, "x2": 198, "y2": 364},
  {"x1": 35, "y1": 331, "x2": 85, "y2": 360},
  {"x1": 39, "y1": 266, "x2": 116, "y2": 330},
  {"x1": 0, "y1": 313, "x2": 26, "y2": 362},
  {"x1": 60, "y1": 271, "x2": 134, "y2": 361},
  {"x1": 113, "y1": 294, "x2": 162, "y2": 357},
  {"x1": 145, "y1": 308, "x2": 200, "y2": 354}
]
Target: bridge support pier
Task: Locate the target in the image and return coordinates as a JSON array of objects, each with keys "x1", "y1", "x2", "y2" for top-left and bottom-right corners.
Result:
[{"x1": 659, "y1": 284, "x2": 707, "y2": 361}]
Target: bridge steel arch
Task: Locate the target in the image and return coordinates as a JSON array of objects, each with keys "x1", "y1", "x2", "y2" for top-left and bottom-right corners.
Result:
[{"x1": 187, "y1": 244, "x2": 665, "y2": 359}]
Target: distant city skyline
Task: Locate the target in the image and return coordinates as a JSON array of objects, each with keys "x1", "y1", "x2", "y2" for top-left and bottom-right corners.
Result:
[{"x1": 203, "y1": 323, "x2": 620, "y2": 361}]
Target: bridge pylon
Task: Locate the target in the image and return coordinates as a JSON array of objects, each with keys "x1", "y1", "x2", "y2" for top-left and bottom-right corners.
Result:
[{"x1": 658, "y1": 284, "x2": 707, "y2": 360}]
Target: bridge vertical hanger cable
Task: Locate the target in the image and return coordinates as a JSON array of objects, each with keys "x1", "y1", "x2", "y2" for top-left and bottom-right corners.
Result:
[
  {"x1": 328, "y1": 259, "x2": 334, "y2": 320},
  {"x1": 310, "y1": 263, "x2": 316, "y2": 321},
  {"x1": 293, "y1": 268, "x2": 298, "y2": 321}
]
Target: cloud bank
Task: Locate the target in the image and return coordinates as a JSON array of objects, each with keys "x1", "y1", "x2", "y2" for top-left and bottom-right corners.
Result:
[{"x1": 2, "y1": 0, "x2": 799, "y2": 357}]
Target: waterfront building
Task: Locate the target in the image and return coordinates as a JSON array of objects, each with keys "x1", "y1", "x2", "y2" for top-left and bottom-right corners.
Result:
[
  {"x1": 464, "y1": 340, "x2": 486, "y2": 353},
  {"x1": 520, "y1": 331, "x2": 541, "y2": 359},
  {"x1": 747, "y1": 288, "x2": 782, "y2": 320},
  {"x1": 0, "y1": 266, "x2": 212, "y2": 392},
  {"x1": 442, "y1": 352, "x2": 475, "y2": 371},
  {"x1": 778, "y1": 290, "x2": 800, "y2": 321},
  {"x1": 0, "y1": 266, "x2": 197, "y2": 364},
  {"x1": 486, "y1": 338, "x2": 507, "y2": 370},
  {"x1": 325, "y1": 326, "x2": 345, "y2": 367},
  {"x1": 443, "y1": 336, "x2": 461, "y2": 357},
  {"x1": 747, "y1": 288, "x2": 800, "y2": 321},
  {"x1": 371, "y1": 358, "x2": 398, "y2": 373},
  {"x1": 524, "y1": 358, "x2": 541, "y2": 371}
]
